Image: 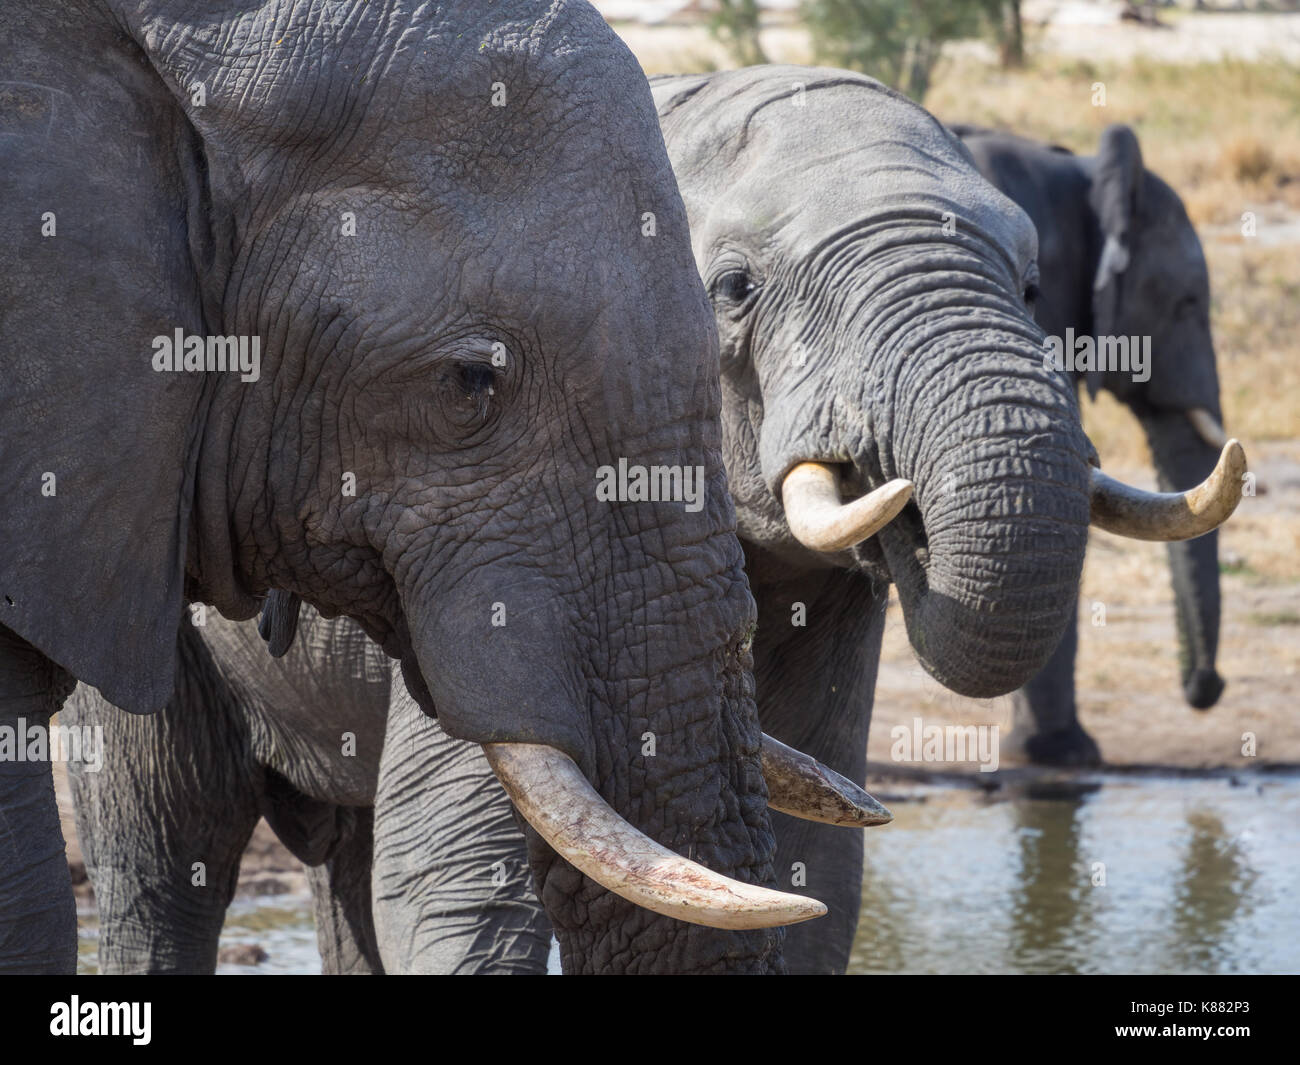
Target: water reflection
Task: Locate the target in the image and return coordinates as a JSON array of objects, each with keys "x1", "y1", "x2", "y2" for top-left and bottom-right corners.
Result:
[
  {"x1": 74, "y1": 775, "x2": 1297, "y2": 975},
  {"x1": 1167, "y1": 810, "x2": 1257, "y2": 973},
  {"x1": 851, "y1": 775, "x2": 1299, "y2": 975},
  {"x1": 1007, "y1": 787, "x2": 1094, "y2": 975}
]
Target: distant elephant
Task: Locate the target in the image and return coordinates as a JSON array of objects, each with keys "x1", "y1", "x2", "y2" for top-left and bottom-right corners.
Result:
[
  {"x1": 66, "y1": 66, "x2": 1246, "y2": 977},
  {"x1": 0, "y1": 3, "x2": 845, "y2": 975},
  {"x1": 952, "y1": 123, "x2": 1231, "y2": 766}
]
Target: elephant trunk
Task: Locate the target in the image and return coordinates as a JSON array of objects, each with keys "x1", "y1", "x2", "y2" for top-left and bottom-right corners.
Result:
[
  {"x1": 389, "y1": 486, "x2": 796, "y2": 972},
  {"x1": 1142, "y1": 410, "x2": 1225, "y2": 709},
  {"x1": 879, "y1": 319, "x2": 1093, "y2": 698}
]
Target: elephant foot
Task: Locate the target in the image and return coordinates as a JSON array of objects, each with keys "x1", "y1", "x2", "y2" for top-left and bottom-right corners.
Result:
[
  {"x1": 1019, "y1": 724, "x2": 1103, "y2": 769},
  {"x1": 1183, "y1": 669, "x2": 1225, "y2": 711}
]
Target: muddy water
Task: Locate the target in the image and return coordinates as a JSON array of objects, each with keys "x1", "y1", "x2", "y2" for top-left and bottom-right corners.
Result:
[
  {"x1": 74, "y1": 774, "x2": 1300, "y2": 974},
  {"x1": 849, "y1": 774, "x2": 1300, "y2": 975}
]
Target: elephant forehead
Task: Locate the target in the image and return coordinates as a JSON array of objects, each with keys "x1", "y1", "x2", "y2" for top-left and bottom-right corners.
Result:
[
  {"x1": 140, "y1": 2, "x2": 675, "y2": 222},
  {"x1": 662, "y1": 69, "x2": 1036, "y2": 269}
]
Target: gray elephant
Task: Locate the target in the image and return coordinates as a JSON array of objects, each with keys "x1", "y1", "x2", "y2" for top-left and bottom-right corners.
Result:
[
  {"x1": 65, "y1": 607, "x2": 554, "y2": 974},
  {"x1": 951, "y1": 123, "x2": 1230, "y2": 767},
  {"x1": 65, "y1": 65, "x2": 1246, "y2": 976},
  {"x1": 0, "y1": 3, "x2": 860, "y2": 974},
  {"x1": 69, "y1": 593, "x2": 882, "y2": 974},
  {"x1": 645, "y1": 68, "x2": 1238, "y2": 974}
]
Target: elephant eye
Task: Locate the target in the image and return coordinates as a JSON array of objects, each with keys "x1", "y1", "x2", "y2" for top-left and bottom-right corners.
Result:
[
  {"x1": 712, "y1": 269, "x2": 757, "y2": 304},
  {"x1": 456, "y1": 362, "x2": 496, "y2": 398},
  {"x1": 1023, "y1": 282, "x2": 1040, "y2": 308},
  {"x1": 437, "y1": 359, "x2": 501, "y2": 434}
]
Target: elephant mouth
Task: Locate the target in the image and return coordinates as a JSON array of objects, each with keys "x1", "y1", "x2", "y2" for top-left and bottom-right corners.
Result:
[{"x1": 849, "y1": 491, "x2": 929, "y2": 589}]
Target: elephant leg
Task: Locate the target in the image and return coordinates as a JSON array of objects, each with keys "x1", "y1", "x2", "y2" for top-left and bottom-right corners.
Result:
[
  {"x1": 63, "y1": 626, "x2": 261, "y2": 973},
  {"x1": 0, "y1": 625, "x2": 78, "y2": 973},
  {"x1": 1009, "y1": 607, "x2": 1102, "y2": 767},
  {"x1": 372, "y1": 665, "x2": 550, "y2": 974},
  {"x1": 303, "y1": 806, "x2": 384, "y2": 974}
]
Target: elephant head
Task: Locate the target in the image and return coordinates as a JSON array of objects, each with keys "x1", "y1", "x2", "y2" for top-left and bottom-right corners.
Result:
[
  {"x1": 958, "y1": 122, "x2": 1232, "y2": 709},
  {"x1": 0, "y1": 4, "x2": 880, "y2": 974},
  {"x1": 652, "y1": 70, "x2": 1241, "y2": 703}
]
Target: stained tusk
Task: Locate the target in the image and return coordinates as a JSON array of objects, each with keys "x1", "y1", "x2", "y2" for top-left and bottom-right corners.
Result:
[
  {"x1": 484, "y1": 742, "x2": 826, "y2": 930},
  {"x1": 1090, "y1": 439, "x2": 1247, "y2": 542},
  {"x1": 782, "y1": 462, "x2": 913, "y2": 552},
  {"x1": 762, "y1": 734, "x2": 892, "y2": 827},
  {"x1": 1187, "y1": 408, "x2": 1229, "y2": 451}
]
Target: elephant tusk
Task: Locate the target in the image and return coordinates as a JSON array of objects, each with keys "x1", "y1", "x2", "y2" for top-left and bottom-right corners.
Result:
[
  {"x1": 781, "y1": 462, "x2": 913, "y2": 552},
  {"x1": 483, "y1": 742, "x2": 826, "y2": 930},
  {"x1": 1089, "y1": 439, "x2": 1247, "y2": 542},
  {"x1": 761, "y1": 734, "x2": 892, "y2": 827},
  {"x1": 1187, "y1": 408, "x2": 1229, "y2": 451}
]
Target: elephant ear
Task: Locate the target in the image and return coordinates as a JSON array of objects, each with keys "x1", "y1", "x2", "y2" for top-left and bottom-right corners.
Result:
[
  {"x1": 0, "y1": 29, "x2": 218, "y2": 713},
  {"x1": 1086, "y1": 124, "x2": 1144, "y2": 398}
]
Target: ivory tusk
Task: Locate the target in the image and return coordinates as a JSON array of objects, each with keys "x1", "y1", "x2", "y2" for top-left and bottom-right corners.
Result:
[
  {"x1": 484, "y1": 742, "x2": 826, "y2": 930},
  {"x1": 1187, "y1": 408, "x2": 1229, "y2": 451},
  {"x1": 1090, "y1": 439, "x2": 1247, "y2": 542},
  {"x1": 782, "y1": 462, "x2": 913, "y2": 553},
  {"x1": 761, "y1": 734, "x2": 892, "y2": 827}
]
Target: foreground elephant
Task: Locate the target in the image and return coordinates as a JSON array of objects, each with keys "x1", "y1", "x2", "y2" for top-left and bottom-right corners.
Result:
[
  {"x1": 67, "y1": 66, "x2": 1246, "y2": 975},
  {"x1": 0, "y1": 3, "x2": 848, "y2": 974},
  {"x1": 952, "y1": 123, "x2": 1231, "y2": 766}
]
